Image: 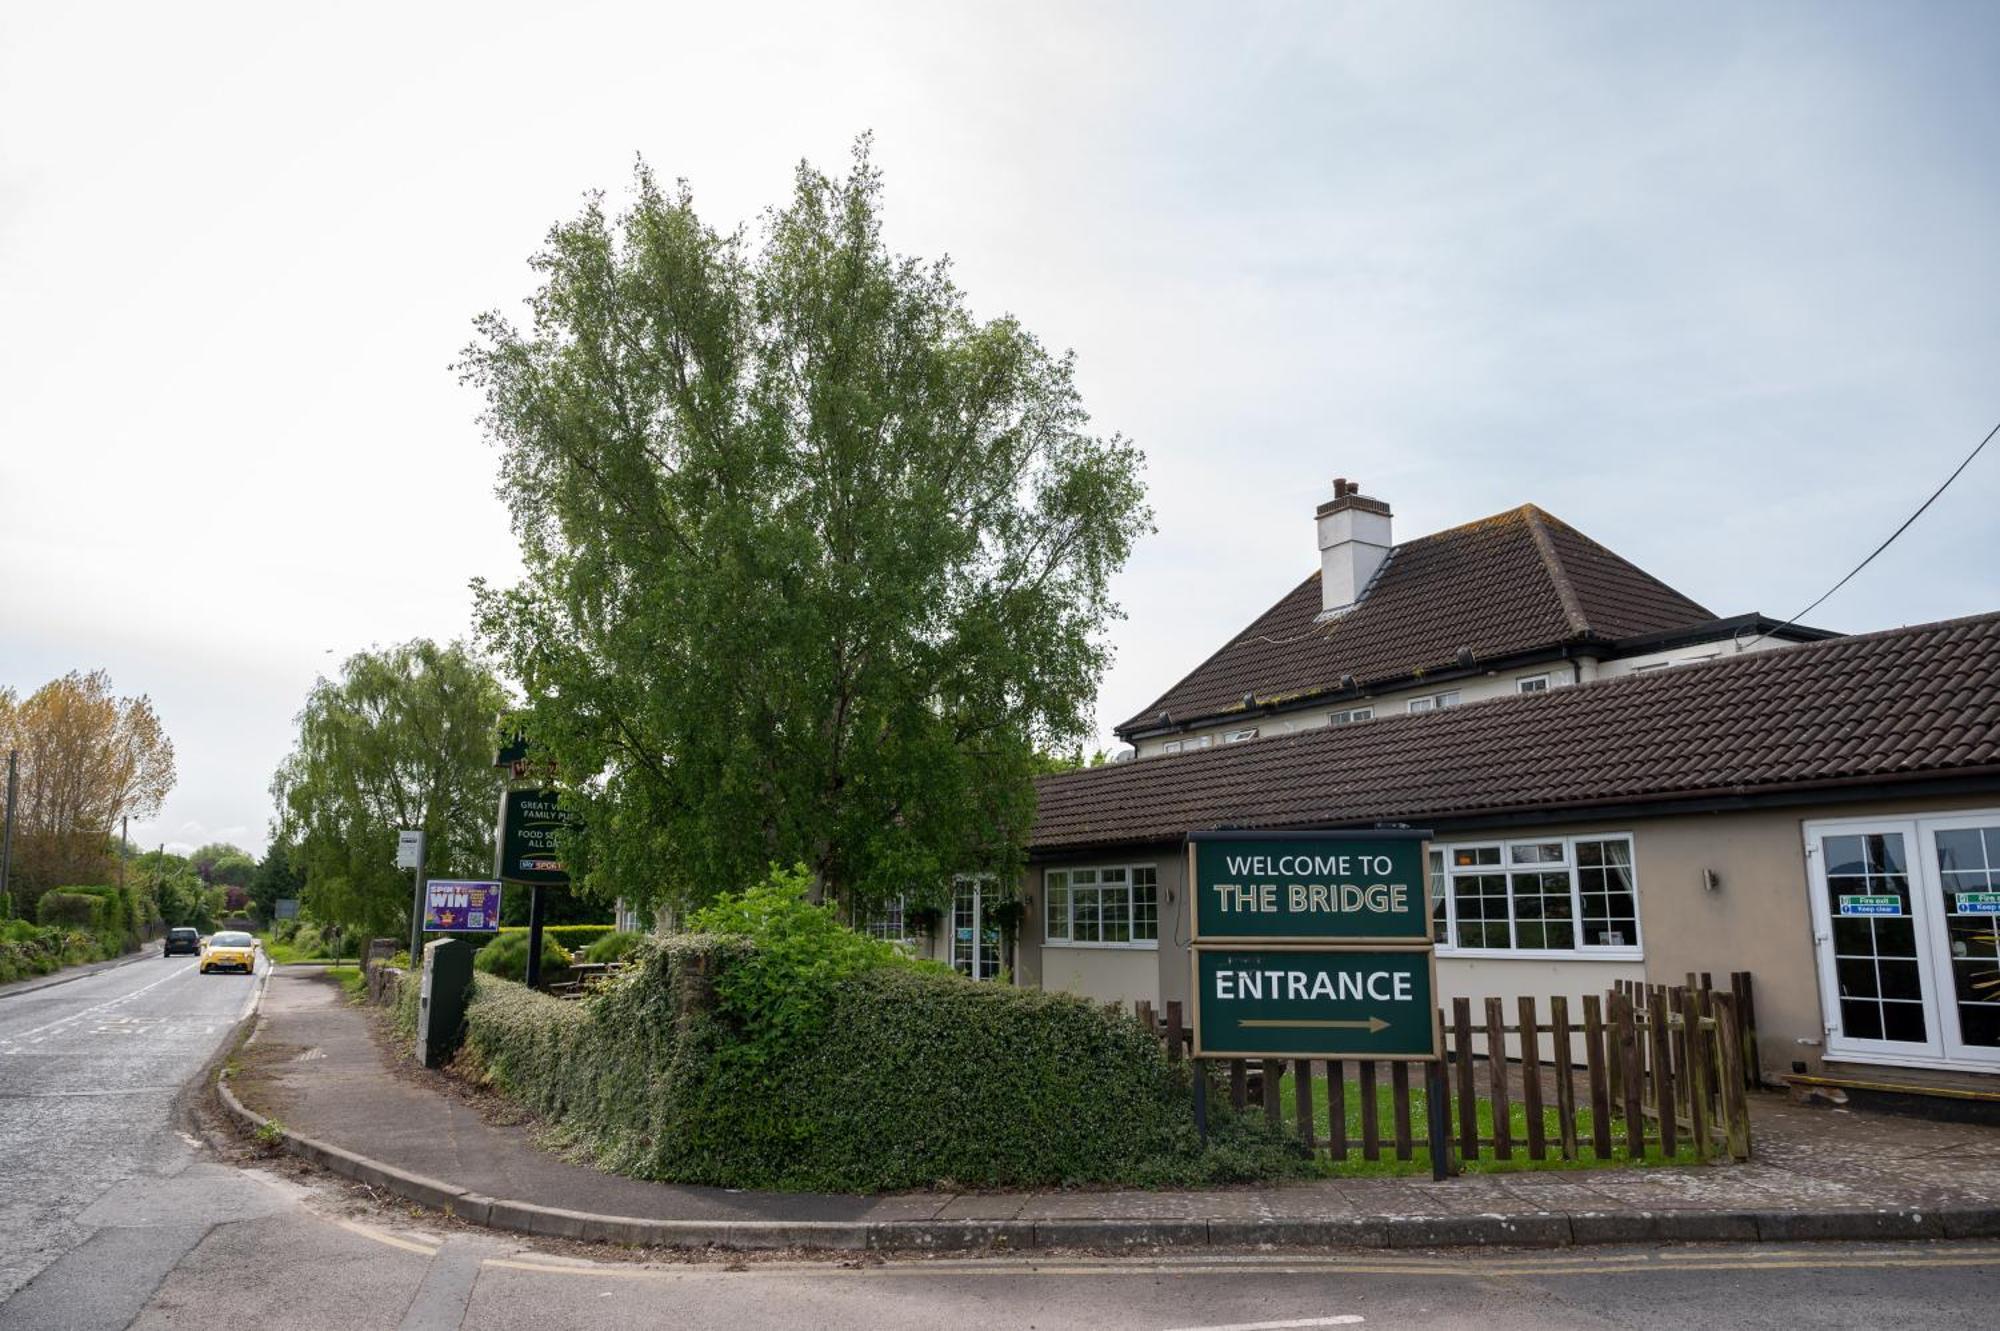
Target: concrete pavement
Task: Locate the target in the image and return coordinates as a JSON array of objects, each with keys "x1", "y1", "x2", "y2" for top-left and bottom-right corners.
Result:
[
  {"x1": 228, "y1": 970, "x2": 2000, "y2": 1252},
  {"x1": 0, "y1": 949, "x2": 264, "y2": 1305}
]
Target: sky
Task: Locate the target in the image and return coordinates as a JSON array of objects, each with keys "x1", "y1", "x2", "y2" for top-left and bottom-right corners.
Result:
[{"x1": 2, "y1": 2, "x2": 1996, "y2": 857}]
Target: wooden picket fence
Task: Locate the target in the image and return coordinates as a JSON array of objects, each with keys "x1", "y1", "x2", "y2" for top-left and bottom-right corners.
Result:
[{"x1": 1134, "y1": 970, "x2": 1758, "y2": 1168}]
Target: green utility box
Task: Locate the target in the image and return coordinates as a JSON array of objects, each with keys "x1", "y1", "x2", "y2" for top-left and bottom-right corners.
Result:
[{"x1": 415, "y1": 937, "x2": 474, "y2": 1068}]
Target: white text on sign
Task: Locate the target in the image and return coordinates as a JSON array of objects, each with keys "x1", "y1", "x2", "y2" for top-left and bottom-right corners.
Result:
[{"x1": 1213, "y1": 968, "x2": 1414, "y2": 1002}]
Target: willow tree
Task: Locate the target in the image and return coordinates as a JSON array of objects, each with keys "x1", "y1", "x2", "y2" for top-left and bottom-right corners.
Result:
[
  {"x1": 463, "y1": 142, "x2": 1149, "y2": 919},
  {"x1": 272, "y1": 641, "x2": 506, "y2": 941}
]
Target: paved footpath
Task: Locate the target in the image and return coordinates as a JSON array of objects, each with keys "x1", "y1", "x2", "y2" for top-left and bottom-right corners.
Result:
[{"x1": 232, "y1": 971, "x2": 2000, "y2": 1249}]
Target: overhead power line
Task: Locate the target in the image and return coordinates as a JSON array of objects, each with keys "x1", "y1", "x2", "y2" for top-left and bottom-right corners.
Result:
[{"x1": 1751, "y1": 415, "x2": 1999, "y2": 646}]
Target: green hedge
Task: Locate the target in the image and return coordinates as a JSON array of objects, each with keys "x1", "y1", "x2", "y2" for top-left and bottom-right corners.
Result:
[
  {"x1": 0, "y1": 919, "x2": 116, "y2": 985},
  {"x1": 38, "y1": 891, "x2": 107, "y2": 931},
  {"x1": 583, "y1": 930, "x2": 646, "y2": 964},
  {"x1": 471, "y1": 930, "x2": 573, "y2": 982},
  {"x1": 450, "y1": 933, "x2": 1306, "y2": 1192}
]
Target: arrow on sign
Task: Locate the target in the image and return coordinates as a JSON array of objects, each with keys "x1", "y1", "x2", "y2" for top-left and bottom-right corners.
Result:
[{"x1": 1239, "y1": 1017, "x2": 1391, "y2": 1033}]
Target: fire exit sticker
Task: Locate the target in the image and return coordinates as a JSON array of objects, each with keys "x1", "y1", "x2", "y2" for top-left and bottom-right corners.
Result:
[{"x1": 1838, "y1": 894, "x2": 1902, "y2": 916}]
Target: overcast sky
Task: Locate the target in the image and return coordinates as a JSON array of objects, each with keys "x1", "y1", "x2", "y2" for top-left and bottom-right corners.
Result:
[{"x1": 3, "y1": 2, "x2": 1995, "y2": 857}]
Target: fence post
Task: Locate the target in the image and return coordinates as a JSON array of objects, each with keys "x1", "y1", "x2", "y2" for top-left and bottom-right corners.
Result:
[
  {"x1": 1518, "y1": 996, "x2": 1546, "y2": 1162},
  {"x1": 1360, "y1": 1061, "x2": 1382, "y2": 1161},
  {"x1": 1584, "y1": 993, "x2": 1613, "y2": 1160},
  {"x1": 1681, "y1": 989, "x2": 1714, "y2": 1162},
  {"x1": 1485, "y1": 997, "x2": 1512, "y2": 1161},
  {"x1": 1617, "y1": 991, "x2": 1644, "y2": 1160},
  {"x1": 1649, "y1": 985, "x2": 1678, "y2": 1157},
  {"x1": 1165, "y1": 1000, "x2": 1184, "y2": 1062},
  {"x1": 1230, "y1": 1058, "x2": 1248, "y2": 1111},
  {"x1": 1733, "y1": 971, "x2": 1761, "y2": 1087},
  {"x1": 1711, "y1": 992, "x2": 1753, "y2": 1161},
  {"x1": 1550, "y1": 995, "x2": 1578, "y2": 1161},
  {"x1": 1294, "y1": 1058, "x2": 1317, "y2": 1154},
  {"x1": 1263, "y1": 1058, "x2": 1283, "y2": 1129},
  {"x1": 1327, "y1": 1059, "x2": 1348, "y2": 1162},
  {"x1": 1453, "y1": 998, "x2": 1478, "y2": 1162},
  {"x1": 1392, "y1": 1061, "x2": 1414, "y2": 1161}
]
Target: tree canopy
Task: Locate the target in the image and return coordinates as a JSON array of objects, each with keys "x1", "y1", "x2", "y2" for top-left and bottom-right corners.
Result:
[
  {"x1": 463, "y1": 142, "x2": 1149, "y2": 917},
  {"x1": 0, "y1": 670, "x2": 175, "y2": 909},
  {"x1": 271, "y1": 640, "x2": 507, "y2": 940}
]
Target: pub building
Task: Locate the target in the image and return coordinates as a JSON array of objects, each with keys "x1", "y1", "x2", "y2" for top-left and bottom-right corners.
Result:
[{"x1": 903, "y1": 481, "x2": 2000, "y2": 1108}]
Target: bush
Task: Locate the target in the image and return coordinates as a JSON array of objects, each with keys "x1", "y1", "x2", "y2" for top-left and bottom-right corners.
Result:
[
  {"x1": 446, "y1": 871, "x2": 1308, "y2": 1192},
  {"x1": 37, "y1": 891, "x2": 106, "y2": 931},
  {"x1": 471, "y1": 929, "x2": 573, "y2": 982},
  {"x1": 0, "y1": 919, "x2": 102, "y2": 985},
  {"x1": 582, "y1": 930, "x2": 646, "y2": 965}
]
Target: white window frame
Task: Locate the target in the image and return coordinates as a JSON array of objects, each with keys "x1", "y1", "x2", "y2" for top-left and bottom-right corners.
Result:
[
  {"x1": 860, "y1": 895, "x2": 912, "y2": 946},
  {"x1": 1222, "y1": 727, "x2": 1258, "y2": 744},
  {"x1": 1330, "y1": 706, "x2": 1375, "y2": 725},
  {"x1": 1517, "y1": 674, "x2": 1551, "y2": 694},
  {"x1": 1044, "y1": 863, "x2": 1160, "y2": 949},
  {"x1": 1406, "y1": 691, "x2": 1461, "y2": 714},
  {"x1": 1432, "y1": 833, "x2": 1643, "y2": 960}
]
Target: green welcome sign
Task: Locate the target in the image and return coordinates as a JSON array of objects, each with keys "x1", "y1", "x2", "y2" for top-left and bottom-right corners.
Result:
[
  {"x1": 1189, "y1": 829, "x2": 1433, "y2": 942},
  {"x1": 1192, "y1": 946, "x2": 1440, "y2": 1059}
]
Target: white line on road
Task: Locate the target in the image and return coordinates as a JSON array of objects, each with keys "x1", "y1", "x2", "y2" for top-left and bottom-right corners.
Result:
[
  {"x1": 0, "y1": 962, "x2": 197, "y2": 1047},
  {"x1": 1160, "y1": 1311, "x2": 1360, "y2": 1319}
]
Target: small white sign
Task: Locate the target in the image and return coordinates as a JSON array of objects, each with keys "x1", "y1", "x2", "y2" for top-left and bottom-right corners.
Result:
[{"x1": 395, "y1": 830, "x2": 423, "y2": 870}]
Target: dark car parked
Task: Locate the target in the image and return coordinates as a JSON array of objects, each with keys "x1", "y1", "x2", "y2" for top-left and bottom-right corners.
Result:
[{"x1": 163, "y1": 927, "x2": 200, "y2": 957}]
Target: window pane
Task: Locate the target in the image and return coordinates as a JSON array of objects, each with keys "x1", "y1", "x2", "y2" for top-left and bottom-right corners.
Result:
[
  {"x1": 1428, "y1": 849, "x2": 1447, "y2": 944},
  {"x1": 1453, "y1": 846, "x2": 1501, "y2": 868},
  {"x1": 1132, "y1": 868, "x2": 1158, "y2": 941},
  {"x1": 1073, "y1": 884, "x2": 1101, "y2": 942},
  {"x1": 1577, "y1": 838, "x2": 1637, "y2": 948},
  {"x1": 1510, "y1": 842, "x2": 1565, "y2": 865},
  {"x1": 1510, "y1": 870, "x2": 1573, "y2": 949},
  {"x1": 1045, "y1": 872, "x2": 1069, "y2": 940},
  {"x1": 1453, "y1": 872, "x2": 1509, "y2": 949}
]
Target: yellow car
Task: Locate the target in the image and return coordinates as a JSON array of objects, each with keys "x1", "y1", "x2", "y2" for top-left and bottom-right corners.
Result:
[{"x1": 199, "y1": 930, "x2": 259, "y2": 975}]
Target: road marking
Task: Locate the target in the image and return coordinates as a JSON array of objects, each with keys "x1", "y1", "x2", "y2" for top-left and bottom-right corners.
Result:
[
  {"x1": 332, "y1": 1216, "x2": 443, "y2": 1257},
  {"x1": 0, "y1": 1086, "x2": 181, "y2": 1098},
  {"x1": 1160, "y1": 1311, "x2": 1360, "y2": 1319},
  {"x1": 0, "y1": 962, "x2": 196, "y2": 1047},
  {"x1": 470, "y1": 1246, "x2": 2000, "y2": 1283}
]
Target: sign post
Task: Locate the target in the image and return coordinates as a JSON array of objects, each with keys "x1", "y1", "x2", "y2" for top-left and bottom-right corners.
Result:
[
  {"x1": 398, "y1": 829, "x2": 427, "y2": 967},
  {"x1": 1186, "y1": 828, "x2": 1450, "y2": 1179}
]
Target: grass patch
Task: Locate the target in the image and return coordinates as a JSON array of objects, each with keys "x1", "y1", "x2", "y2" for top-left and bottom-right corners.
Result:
[{"x1": 1270, "y1": 1069, "x2": 1699, "y2": 1175}]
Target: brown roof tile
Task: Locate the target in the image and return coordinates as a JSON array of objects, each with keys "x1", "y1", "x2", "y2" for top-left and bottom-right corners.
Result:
[
  {"x1": 1043, "y1": 611, "x2": 2000, "y2": 852},
  {"x1": 1116, "y1": 505, "x2": 1712, "y2": 735}
]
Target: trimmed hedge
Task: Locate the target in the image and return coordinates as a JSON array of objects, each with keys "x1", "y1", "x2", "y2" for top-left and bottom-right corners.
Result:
[
  {"x1": 38, "y1": 891, "x2": 107, "y2": 930},
  {"x1": 449, "y1": 933, "x2": 1307, "y2": 1192}
]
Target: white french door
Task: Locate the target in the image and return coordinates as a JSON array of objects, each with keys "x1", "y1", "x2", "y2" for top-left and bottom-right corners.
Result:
[
  {"x1": 950, "y1": 878, "x2": 1001, "y2": 981},
  {"x1": 1807, "y1": 812, "x2": 2000, "y2": 1070}
]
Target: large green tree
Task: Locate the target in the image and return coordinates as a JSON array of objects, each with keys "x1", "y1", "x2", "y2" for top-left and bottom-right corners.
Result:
[
  {"x1": 271, "y1": 641, "x2": 507, "y2": 941},
  {"x1": 463, "y1": 143, "x2": 1149, "y2": 918}
]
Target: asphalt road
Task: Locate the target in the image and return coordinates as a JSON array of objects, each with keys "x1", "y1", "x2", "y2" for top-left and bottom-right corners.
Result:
[
  {"x1": 4, "y1": 958, "x2": 2000, "y2": 1329},
  {"x1": 0, "y1": 948, "x2": 263, "y2": 1307}
]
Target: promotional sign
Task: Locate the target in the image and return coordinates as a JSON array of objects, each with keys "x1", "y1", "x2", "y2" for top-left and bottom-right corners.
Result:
[
  {"x1": 498, "y1": 788, "x2": 580, "y2": 884},
  {"x1": 395, "y1": 829, "x2": 424, "y2": 871},
  {"x1": 273, "y1": 898, "x2": 299, "y2": 920},
  {"x1": 1189, "y1": 829, "x2": 1432, "y2": 942},
  {"x1": 1191, "y1": 945, "x2": 1440, "y2": 1060},
  {"x1": 1838, "y1": 894, "x2": 1902, "y2": 916},
  {"x1": 423, "y1": 880, "x2": 503, "y2": 931}
]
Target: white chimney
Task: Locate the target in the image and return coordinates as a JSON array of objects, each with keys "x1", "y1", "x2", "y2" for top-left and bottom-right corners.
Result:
[{"x1": 1316, "y1": 477, "x2": 1393, "y2": 616}]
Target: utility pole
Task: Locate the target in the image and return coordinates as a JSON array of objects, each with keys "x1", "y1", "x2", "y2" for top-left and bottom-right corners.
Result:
[{"x1": 0, "y1": 750, "x2": 16, "y2": 913}]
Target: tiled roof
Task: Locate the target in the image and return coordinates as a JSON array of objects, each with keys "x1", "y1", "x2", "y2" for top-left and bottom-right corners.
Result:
[
  {"x1": 1040, "y1": 612, "x2": 2000, "y2": 852},
  {"x1": 1116, "y1": 505, "x2": 1713, "y2": 736}
]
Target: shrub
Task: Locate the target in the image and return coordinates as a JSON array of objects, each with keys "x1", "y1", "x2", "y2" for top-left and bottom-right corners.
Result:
[
  {"x1": 471, "y1": 929, "x2": 573, "y2": 983},
  {"x1": 37, "y1": 891, "x2": 105, "y2": 931},
  {"x1": 582, "y1": 930, "x2": 646, "y2": 965}
]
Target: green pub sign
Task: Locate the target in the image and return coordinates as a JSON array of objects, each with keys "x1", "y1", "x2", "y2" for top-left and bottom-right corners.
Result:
[
  {"x1": 1192, "y1": 946, "x2": 1439, "y2": 1059},
  {"x1": 498, "y1": 788, "x2": 581, "y2": 885},
  {"x1": 1189, "y1": 829, "x2": 1432, "y2": 942}
]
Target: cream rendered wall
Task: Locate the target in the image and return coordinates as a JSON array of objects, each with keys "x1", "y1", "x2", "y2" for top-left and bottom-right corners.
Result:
[
  {"x1": 1038, "y1": 946, "x2": 1158, "y2": 1008},
  {"x1": 1437, "y1": 955, "x2": 1645, "y2": 1062}
]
